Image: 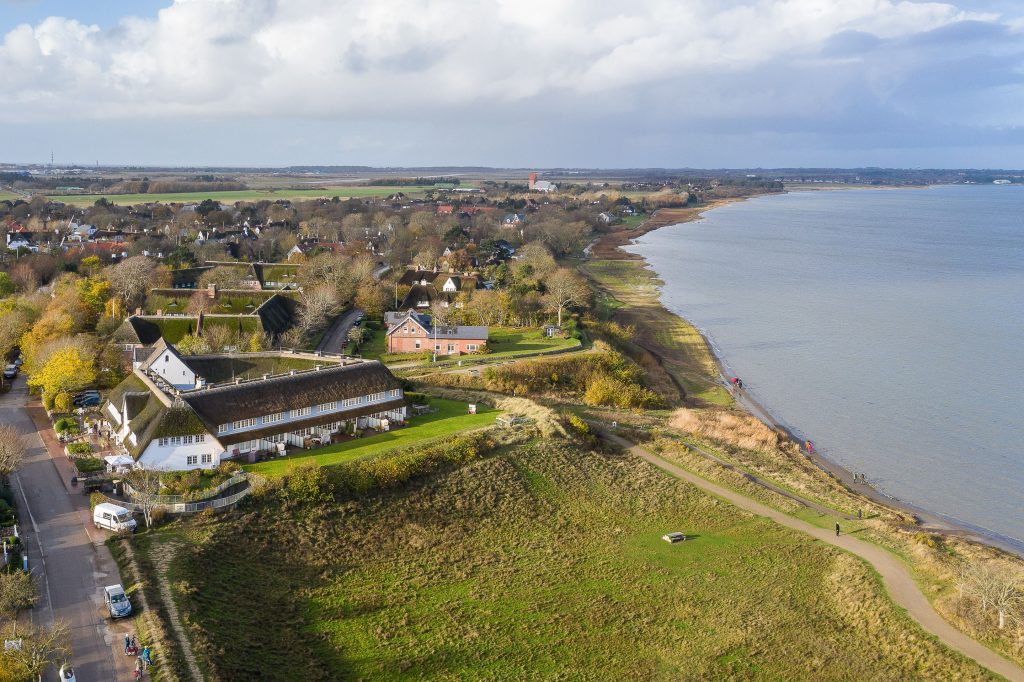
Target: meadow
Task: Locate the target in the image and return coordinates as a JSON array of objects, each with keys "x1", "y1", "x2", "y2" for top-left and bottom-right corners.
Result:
[{"x1": 148, "y1": 439, "x2": 989, "y2": 681}]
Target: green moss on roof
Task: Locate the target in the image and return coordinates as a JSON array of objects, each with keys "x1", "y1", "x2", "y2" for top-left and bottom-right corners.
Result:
[
  {"x1": 153, "y1": 406, "x2": 208, "y2": 438},
  {"x1": 106, "y1": 374, "x2": 149, "y2": 409},
  {"x1": 182, "y1": 356, "x2": 324, "y2": 383}
]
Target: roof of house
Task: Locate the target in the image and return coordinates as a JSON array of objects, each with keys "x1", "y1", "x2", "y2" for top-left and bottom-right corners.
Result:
[
  {"x1": 181, "y1": 360, "x2": 402, "y2": 433},
  {"x1": 385, "y1": 310, "x2": 487, "y2": 341},
  {"x1": 112, "y1": 316, "x2": 164, "y2": 346},
  {"x1": 254, "y1": 293, "x2": 299, "y2": 335}
]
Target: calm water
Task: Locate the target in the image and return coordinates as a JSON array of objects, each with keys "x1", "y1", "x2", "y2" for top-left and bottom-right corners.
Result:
[{"x1": 627, "y1": 185, "x2": 1024, "y2": 544}]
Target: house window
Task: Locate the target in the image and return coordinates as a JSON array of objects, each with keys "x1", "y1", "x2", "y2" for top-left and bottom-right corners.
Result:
[
  {"x1": 233, "y1": 418, "x2": 257, "y2": 430},
  {"x1": 319, "y1": 402, "x2": 336, "y2": 412},
  {"x1": 447, "y1": 344, "x2": 455, "y2": 353},
  {"x1": 201, "y1": 453, "x2": 213, "y2": 464},
  {"x1": 171, "y1": 436, "x2": 182, "y2": 445},
  {"x1": 218, "y1": 424, "x2": 229, "y2": 434},
  {"x1": 342, "y1": 397, "x2": 358, "y2": 407},
  {"x1": 186, "y1": 455, "x2": 198, "y2": 466},
  {"x1": 467, "y1": 344, "x2": 477, "y2": 351},
  {"x1": 435, "y1": 343, "x2": 441, "y2": 351},
  {"x1": 263, "y1": 412, "x2": 284, "y2": 424},
  {"x1": 415, "y1": 340, "x2": 421, "y2": 349},
  {"x1": 183, "y1": 435, "x2": 193, "y2": 445},
  {"x1": 367, "y1": 392, "x2": 385, "y2": 403},
  {"x1": 389, "y1": 389, "x2": 401, "y2": 398},
  {"x1": 291, "y1": 407, "x2": 311, "y2": 418},
  {"x1": 158, "y1": 438, "x2": 168, "y2": 447},
  {"x1": 197, "y1": 434, "x2": 205, "y2": 443}
]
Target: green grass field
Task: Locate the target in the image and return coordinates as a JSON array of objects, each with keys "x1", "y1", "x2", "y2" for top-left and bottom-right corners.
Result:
[
  {"x1": 373, "y1": 326, "x2": 581, "y2": 366},
  {"x1": 0, "y1": 191, "x2": 20, "y2": 202},
  {"x1": 244, "y1": 398, "x2": 498, "y2": 475},
  {"x1": 44, "y1": 185, "x2": 453, "y2": 207},
  {"x1": 152, "y1": 438, "x2": 987, "y2": 681}
]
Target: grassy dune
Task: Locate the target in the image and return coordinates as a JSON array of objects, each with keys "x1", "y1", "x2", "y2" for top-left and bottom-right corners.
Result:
[{"x1": 155, "y1": 440, "x2": 988, "y2": 681}]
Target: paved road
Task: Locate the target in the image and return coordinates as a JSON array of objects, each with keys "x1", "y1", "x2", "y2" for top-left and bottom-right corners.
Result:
[
  {"x1": 2, "y1": 377, "x2": 126, "y2": 680},
  {"x1": 316, "y1": 307, "x2": 362, "y2": 354},
  {"x1": 606, "y1": 432, "x2": 1024, "y2": 682}
]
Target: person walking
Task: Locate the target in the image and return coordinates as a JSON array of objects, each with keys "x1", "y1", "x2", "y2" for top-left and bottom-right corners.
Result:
[
  {"x1": 835, "y1": 522, "x2": 841, "y2": 537},
  {"x1": 124, "y1": 635, "x2": 131, "y2": 655},
  {"x1": 142, "y1": 646, "x2": 152, "y2": 669},
  {"x1": 135, "y1": 657, "x2": 144, "y2": 679},
  {"x1": 131, "y1": 634, "x2": 137, "y2": 652}
]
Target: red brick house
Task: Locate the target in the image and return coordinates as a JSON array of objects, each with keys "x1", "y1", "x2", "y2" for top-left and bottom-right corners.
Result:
[{"x1": 385, "y1": 310, "x2": 487, "y2": 356}]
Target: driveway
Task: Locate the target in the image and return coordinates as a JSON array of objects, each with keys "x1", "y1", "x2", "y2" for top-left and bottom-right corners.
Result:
[
  {"x1": 316, "y1": 307, "x2": 362, "y2": 354},
  {"x1": 1, "y1": 377, "x2": 128, "y2": 680}
]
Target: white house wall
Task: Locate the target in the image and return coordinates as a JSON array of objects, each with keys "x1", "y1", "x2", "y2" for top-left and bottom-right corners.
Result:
[
  {"x1": 150, "y1": 349, "x2": 196, "y2": 389},
  {"x1": 138, "y1": 439, "x2": 220, "y2": 471}
]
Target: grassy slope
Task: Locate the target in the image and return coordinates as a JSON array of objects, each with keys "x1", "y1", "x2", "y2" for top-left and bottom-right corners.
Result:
[
  {"x1": 244, "y1": 398, "x2": 498, "y2": 475},
  {"x1": 44, "y1": 185, "x2": 445, "y2": 206},
  {"x1": 165, "y1": 440, "x2": 989, "y2": 681},
  {"x1": 373, "y1": 326, "x2": 580, "y2": 365},
  {"x1": 582, "y1": 211, "x2": 733, "y2": 407}
]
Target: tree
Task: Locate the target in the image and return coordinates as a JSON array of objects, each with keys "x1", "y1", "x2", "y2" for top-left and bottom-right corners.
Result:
[
  {"x1": 297, "y1": 285, "x2": 339, "y2": 335},
  {"x1": 202, "y1": 323, "x2": 234, "y2": 353},
  {"x1": 104, "y1": 255, "x2": 155, "y2": 309},
  {"x1": 959, "y1": 560, "x2": 1023, "y2": 630},
  {"x1": 26, "y1": 347, "x2": 96, "y2": 406},
  {"x1": 0, "y1": 571, "x2": 37, "y2": 636},
  {"x1": 0, "y1": 272, "x2": 14, "y2": 298},
  {"x1": 7, "y1": 621, "x2": 72, "y2": 681},
  {"x1": 186, "y1": 291, "x2": 214, "y2": 316},
  {"x1": 197, "y1": 265, "x2": 250, "y2": 291},
  {"x1": 176, "y1": 333, "x2": 210, "y2": 356},
  {"x1": 125, "y1": 469, "x2": 161, "y2": 529},
  {"x1": 354, "y1": 281, "x2": 388, "y2": 319},
  {"x1": 543, "y1": 268, "x2": 590, "y2": 327}
]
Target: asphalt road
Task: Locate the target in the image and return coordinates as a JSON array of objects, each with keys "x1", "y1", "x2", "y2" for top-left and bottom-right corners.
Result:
[
  {"x1": 316, "y1": 307, "x2": 362, "y2": 354},
  {"x1": 2, "y1": 376, "x2": 124, "y2": 680}
]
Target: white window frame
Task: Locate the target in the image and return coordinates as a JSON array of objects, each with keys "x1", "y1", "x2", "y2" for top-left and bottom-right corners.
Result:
[
  {"x1": 186, "y1": 455, "x2": 198, "y2": 466},
  {"x1": 263, "y1": 412, "x2": 284, "y2": 424},
  {"x1": 218, "y1": 424, "x2": 229, "y2": 434},
  {"x1": 342, "y1": 397, "x2": 358, "y2": 408},
  {"x1": 233, "y1": 418, "x2": 257, "y2": 430},
  {"x1": 291, "y1": 407, "x2": 311, "y2": 418},
  {"x1": 318, "y1": 402, "x2": 336, "y2": 412},
  {"x1": 201, "y1": 453, "x2": 213, "y2": 464}
]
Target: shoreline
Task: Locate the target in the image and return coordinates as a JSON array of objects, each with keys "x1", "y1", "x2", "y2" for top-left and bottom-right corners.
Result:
[{"x1": 617, "y1": 195, "x2": 1024, "y2": 560}]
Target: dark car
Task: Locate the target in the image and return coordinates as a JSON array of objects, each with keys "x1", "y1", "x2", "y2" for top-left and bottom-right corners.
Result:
[
  {"x1": 3, "y1": 365, "x2": 17, "y2": 380},
  {"x1": 73, "y1": 391, "x2": 101, "y2": 407}
]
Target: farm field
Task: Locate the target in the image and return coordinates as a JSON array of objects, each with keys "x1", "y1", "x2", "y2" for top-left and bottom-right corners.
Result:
[
  {"x1": 43, "y1": 184, "x2": 452, "y2": 206},
  {"x1": 151, "y1": 439, "x2": 989, "y2": 681},
  {"x1": 244, "y1": 398, "x2": 498, "y2": 475}
]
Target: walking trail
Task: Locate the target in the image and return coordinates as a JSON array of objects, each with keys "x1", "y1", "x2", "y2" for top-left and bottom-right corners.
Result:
[{"x1": 606, "y1": 433, "x2": 1024, "y2": 682}]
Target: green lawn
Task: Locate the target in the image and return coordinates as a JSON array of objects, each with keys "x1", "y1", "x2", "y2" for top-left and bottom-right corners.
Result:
[
  {"x1": 44, "y1": 185, "x2": 450, "y2": 207},
  {"x1": 244, "y1": 398, "x2": 498, "y2": 475},
  {"x1": 158, "y1": 439, "x2": 988, "y2": 681},
  {"x1": 0, "y1": 191, "x2": 20, "y2": 202},
  {"x1": 374, "y1": 326, "x2": 581, "y2": 367}
]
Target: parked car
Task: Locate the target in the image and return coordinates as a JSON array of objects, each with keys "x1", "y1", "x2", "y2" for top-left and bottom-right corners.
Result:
[
  {"x1": 93, "y1": 503, "x2": 136, "y2": 533},
  {"x1": 3, "y1": 365, "x2": 17, "y2": 380},
  {"x1": 72, "y1": 391, "x2": 101, "y2": 407},
  {"x1": 103, "y1": 584, "x2": 132, "y2": 619},
  {"x1": 661, "y1": 532, "x2": 687, "y2": 544},
  {"x1": 12, "y1": 356, "x2": 23, "y2": 368}
]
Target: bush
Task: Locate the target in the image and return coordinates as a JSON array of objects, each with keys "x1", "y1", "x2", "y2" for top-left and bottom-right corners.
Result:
[
  {"x1": 88, "y1": 492, "x2": 107, "y2": 511},
  {"x1": 54, "y1": 391, "x2": 74, "y2": 413},
  {"x1": 66, "y1": 442, "x2": 92, "y2": 455},
  {"x1": 54, "y1": 417, "x2": 79, "y2": 435},
  {"x1": 42, "y1": 392, "x2": 55, "y2": 411},
  {"x1": 282, "y1": 463, "x2": 333, "y2": 506},
  {"x1": 74, "y1": 457, "x2": 105, "y2": 474},
  {"x1": 404, "y1": 392, "x2": 429, "y2": 405}
]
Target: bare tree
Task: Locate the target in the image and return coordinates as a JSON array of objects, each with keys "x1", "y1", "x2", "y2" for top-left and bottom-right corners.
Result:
[
  {"x1": 202, "y1": 323, "x2": 234, "y2": 353},
  {"x1": 125, "y1": 469, "x2": 162, "y2": 529},
  {"x1": 543, "y1": 268, "x2": 591, "y2": 327},
  {"x1": 298, "y1": 285, "x2": 339, "y2": 335},
  {"x1": 0, "y1": 425, "x2": 26, "y2": 479},
  {"x1": 0, "y1": 571, "x2": 37, "y2": 636},
  {"x1": 104, "y1": 255, "x2": 155, "y2": 308},
  {"x1": 959, "y1": 560, "x2": 1023, "y2": 630},
  {"x1": 186, "y1": 290, "x2": 214, "y2": 316},
  {"x1": 8, "y1": 620, "x2": 72, "y2": 681}
]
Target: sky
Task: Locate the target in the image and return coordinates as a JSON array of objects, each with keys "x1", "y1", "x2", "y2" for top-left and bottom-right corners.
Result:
[{"x1": 1, "y1": 0, "x2": 1023, "y2": 168}]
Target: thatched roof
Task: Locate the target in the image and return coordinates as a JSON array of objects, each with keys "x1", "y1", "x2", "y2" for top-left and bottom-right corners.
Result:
[
  {"x1": 182, "y1": 360, "x2": 402, "y2": 429},
  {"x1": 255, "y1": 293, "x2": 299, "y2": 335},
  {"x1": 111, "y1": 316, "x2": 163, "y2": 346}
]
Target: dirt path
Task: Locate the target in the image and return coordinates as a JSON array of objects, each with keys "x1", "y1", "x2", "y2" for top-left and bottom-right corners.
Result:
[
  {"x1": 607, "y1": 433, "x2": 1024, "y2": 682},
  {"x1": 149, "y1": 542, "x2": 204, "y2": 682}
]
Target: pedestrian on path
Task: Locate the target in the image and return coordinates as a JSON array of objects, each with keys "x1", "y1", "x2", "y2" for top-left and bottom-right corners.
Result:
[
  {"x1": 135, "y1": 657, "x2": 144, "y2": 679},
  {"x1": 835, "y1": 522, "x2": 841, "y2": 537},
  {"x1": 131, "y1": 634, "x2": 137, "y2": 652},
  {"x1": 124, "y1": 635, "x2": 131, "y2": 655},
  {"x1": 142, "y1": 646, "x2": 152, "y2": 669}
]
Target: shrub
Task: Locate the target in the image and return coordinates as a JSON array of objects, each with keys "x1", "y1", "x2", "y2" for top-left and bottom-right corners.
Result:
[
  {"x1": 282, "y1": 463, "x2": 333, "y2": 506},
  {"x1": 54, "y1": 417, "x2": 79, "y2": 435},
  {"x1": 74, "y1": 457, "x2": 104, "y2": 474},
  {"x1": 42, "y1": 392, "x2": 55, "y2": 411},
  {"x1": 54, "y1": 391, "x2": 74, "y2": 413},
  {"x1": 88, "y1": 492, "x2": 107, "y2": 511},
  {"x1": 150, "y1": 508, "x2": 168, "y2": 527},
  {"x1": 404, "y1": 392, "x2": 429, "y2": 405},
  {"x1": 66, "y1": 442, "x2": 92, "y2": 455}
]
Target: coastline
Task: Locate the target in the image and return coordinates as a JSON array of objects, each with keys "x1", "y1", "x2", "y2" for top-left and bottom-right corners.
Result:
[{"x1": 611, "y1": 195, "x2": 1024, "y2": 560}]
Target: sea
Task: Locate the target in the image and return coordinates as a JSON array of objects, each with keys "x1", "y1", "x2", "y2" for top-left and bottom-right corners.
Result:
[{"x1": 626, "y1": 185, "x2": 1024, "y2": 546}]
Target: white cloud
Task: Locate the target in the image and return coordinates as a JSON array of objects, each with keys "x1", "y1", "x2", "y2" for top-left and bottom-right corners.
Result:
[{"x1": 0, "y1": 0, "x2": 1022, "y2": 166}]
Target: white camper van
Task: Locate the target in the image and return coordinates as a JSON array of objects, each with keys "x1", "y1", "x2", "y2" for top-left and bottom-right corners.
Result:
[{"x1": 92, "y1": 503, "x2": 137, "y2": 533}]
